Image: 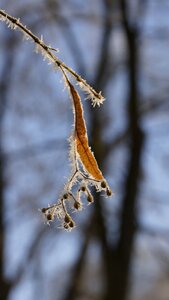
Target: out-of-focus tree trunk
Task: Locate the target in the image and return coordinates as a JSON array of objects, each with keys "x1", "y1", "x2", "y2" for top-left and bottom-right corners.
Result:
[
  {"x1": 78, "y1": 0, "x2": 145, "y2": 299},
  {"x1": 103, "y1": 1, "x2": 145, "y2": 299},
  {"x1": 0, "y1": 32, "x2": 16, "y2": 300}
]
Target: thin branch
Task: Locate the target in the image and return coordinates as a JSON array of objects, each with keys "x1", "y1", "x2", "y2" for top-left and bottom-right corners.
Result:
[
  {"x1": 12, "y1": 227, "x2": 47, "y2": 288},
  {"x1": 44, "y1": 1, "x2": 87, "y2": 76},
  {"x1": 0, "y1": 9, "x2": 104, "y2": 106},
  {"x1": 106, "y1": 0, "x2": 145, "y2": 299}
]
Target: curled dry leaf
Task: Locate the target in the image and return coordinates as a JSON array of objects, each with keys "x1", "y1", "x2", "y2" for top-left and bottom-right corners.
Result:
[{"x1": 68, "y1": 81, "x2": 104, "y2": 181}]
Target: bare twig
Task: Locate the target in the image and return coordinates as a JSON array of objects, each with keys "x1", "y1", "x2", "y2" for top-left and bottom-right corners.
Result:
[
  {"x1": 0, "y1": 9, "x2": 104, "y2": 107},
  {"x1": 0, "y1": 8, "x2": 112, "y2": 230}
]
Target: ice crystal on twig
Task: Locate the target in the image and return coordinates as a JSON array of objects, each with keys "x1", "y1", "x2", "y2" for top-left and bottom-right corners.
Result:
[
  {"x1": 0, "y1": 9, "x2": 103, "y2": 106},
  {"x1": 77, "y1": 81, "x2": 105, "y2": 107},
  {"x1": 0, "y1": 9, "x2": 113, "y2": 231}
]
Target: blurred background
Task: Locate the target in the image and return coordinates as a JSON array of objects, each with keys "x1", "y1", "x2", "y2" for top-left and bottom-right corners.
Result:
[{"x1": 0, "y1": 0, "x2": 169, "y2": 300}]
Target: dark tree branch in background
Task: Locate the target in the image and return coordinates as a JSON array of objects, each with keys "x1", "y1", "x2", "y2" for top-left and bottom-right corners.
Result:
[
  {"x1": 44, "y1": 0, "x2": 87, "y2": 76},
  {"x1": 2, "y1": 139, "x2": 65, "y2": 162},
  {"x1": 12, "y1": 227, "x2": 48, "y2": 288},
  {"x1": 90, "y1": 0, "x2": 116, "y2": 298},
  {"x1": 62, "y1": 219, "x2": 94, "y2": 300},
  {"x1": 0, "y1": 31, "x2": 16, "y2": 300},
  {"x1": 104, "y1": 0, "x2": 145, "y2": 299},
  {"x1": 94, "y1": 0, "x2": 114, "y2": 88}
]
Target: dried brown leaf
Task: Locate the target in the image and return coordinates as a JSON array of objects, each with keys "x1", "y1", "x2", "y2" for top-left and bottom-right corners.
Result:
[{"x1": 68, "y1": 81, "x2": 104, "y2": 181}]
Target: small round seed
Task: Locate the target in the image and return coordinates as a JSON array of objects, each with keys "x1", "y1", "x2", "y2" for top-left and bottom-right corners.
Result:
[
  {"x1": 69, "y1": 220, "x2": 75, "y2": 228},
  {"x1": 74, "y1": 201, "x2": 81, "y2": 210},
  {"x1": 81, "y1": 186, "x2": 86, "y2": 192},
  {"x1": 106, "y1": 188, "x2": 112, "y2": 197},
  {"x1": 47, "y1": 213, "x2": 53, "y2": 221},
  {"x1": 64, "y1": 214, "x2": 71, "y2": 223},
  {"x1": 101, "y1": 181, "x2": 107, "y2": 189},
  {"x1": 87, "y1": 195, "x2": 94, "y2": 203}
]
